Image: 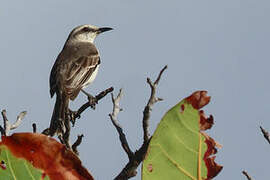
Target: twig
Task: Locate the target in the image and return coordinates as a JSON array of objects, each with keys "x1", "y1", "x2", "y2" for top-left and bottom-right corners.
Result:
[
  {"x1": 2, "y1": 110, "x2": 8, "y2": 136},
  {"x1": 32, "y1": 123, "x2": 37, "y2": 133},
  {"x1": 10, "y1": 111, "x2": 27, "y2": 130},
  {"x1": 112, "y1": 66, "x2": 167, "y2": 180},
  {"x1": 260, "y1": 126, "x2": 270, "y2": 144},
  {"x1": 242, "y1": 170, "x2": 253, "y2": 180},
  {"x1": 109, "y1": 89, "x2": 134, "y2": 159},
  {"x1": 64, "y1": 87, "x2": 113, "y2": 151},
  {"x1": 72, "y1": 134, "x2": 84, "y2": 155},
  {"x1": 42, "y1": 87, "x2": 113, "y2": 153},
  {"x1": 70, "y1": 87, "x2": 114, "y2": 125},
  {"x1": 143, "y1": 65, "x2": 167, "y2": 143},
  {"x1": 1, "y1": 110, "x2": 27, "y2": 136}
]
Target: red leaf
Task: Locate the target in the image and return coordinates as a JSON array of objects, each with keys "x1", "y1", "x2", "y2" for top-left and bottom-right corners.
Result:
[
  {"x1": 186, "y1": 91, "x2": 211, "y2": 109},
  {"x1": 203, "y1": 136, "x2": 222, "y2": 180},
  {"x1": 185, "y1": 91, "x2": 222, "y2": 179},
  {"x1": 0, "y1": 133, "x2": 94, "y2": 180}
]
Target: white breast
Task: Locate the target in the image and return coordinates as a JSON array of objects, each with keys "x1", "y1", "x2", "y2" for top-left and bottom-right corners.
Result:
[{"x1": 82, "y1": 65, "x2": 99, "y2": 88}]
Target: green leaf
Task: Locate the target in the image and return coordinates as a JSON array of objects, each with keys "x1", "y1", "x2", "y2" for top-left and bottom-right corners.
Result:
[
  {"x1": 0, "y1": 144, "x2": 49, "y2": 180},
  {"x1": 142, "y1": 91, "x2": 222, "y2": 180}
]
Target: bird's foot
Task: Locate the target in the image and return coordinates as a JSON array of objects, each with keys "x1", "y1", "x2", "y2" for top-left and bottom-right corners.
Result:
[
  {"x1": 81, "y1": 89, "x2": 98, "y2": 110},
  {"x1": 88, "y1": 95, "x2": 98, "y2": 110}
]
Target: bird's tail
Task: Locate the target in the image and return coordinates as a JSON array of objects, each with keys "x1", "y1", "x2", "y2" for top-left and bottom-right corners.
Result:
[{"x1": 49, "y1": 93, "x2": 69, "y2": 136}]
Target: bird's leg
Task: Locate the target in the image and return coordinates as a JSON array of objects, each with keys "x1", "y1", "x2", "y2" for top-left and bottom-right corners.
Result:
[{"x1": 81, "y1": 89, "x2": 97, "y2": 110}]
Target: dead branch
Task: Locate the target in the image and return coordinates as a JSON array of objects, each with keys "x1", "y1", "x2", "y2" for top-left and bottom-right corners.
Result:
[
  {"x1": 143, "y1": 65, "x2": 167, "y2": 143},
  {"x1": 2, "y1": 110, "x2": 8, "y2": 136},
  {"x1": 260, "y1": 126, "x2": 270, "y2": 144},
  {"x1": 1, "y1": 110, "x2": 26, "y2": 136},
  {"x1": 72, "y1": 134, "x2": 84, "y2": 155},
  {"x1": 109, "y1": 89, "x2": 134, "y2": 159},
  {"x1": 11, "y1": 111, "x2": 27, "y2": 130},
  {"x1": 32, "y1": 123, "x2": 37, "y2": 133},
  {"x1": 63, "y1": 87, "x2": 113, "y2": 151},
  {"x1": 70, "y1": 87, "x2": 114, "y2": 126},
  {"x1": 242, "y1": 170, "x2": 253, "y2": 180},
  {"x1": 111, "y1": 66, "x2": 167, "y2": 180},
  {"x1": 41, "y1": 87, "x2": 113, "y2": 153}
]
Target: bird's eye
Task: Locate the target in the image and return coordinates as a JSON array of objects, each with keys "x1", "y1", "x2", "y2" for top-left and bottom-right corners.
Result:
[{"x1": 82, "y1": 27, "x2": 89, "y2": 32}]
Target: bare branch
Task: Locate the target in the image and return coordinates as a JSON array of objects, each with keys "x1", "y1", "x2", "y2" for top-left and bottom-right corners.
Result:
[
  {"x1": 42, "y1": 87, "x2": 113, "y2": 153},
  {"x1": 1, "y1": 110, "x2": 27, "y2": 136},
  {"x1": 66, "y1": 87, "x2": 113, "y2": 150},
  {"x1": 2, "y1": 110, "x2": 9, "y2": 136},
  {"x1": 72, "y1": 134, "x2": 84, "y2": 155},
  {"x1": 143, "y1": 65, "x2": 167, "y2": 143},
  {"x1": 76, "y1": 87, "x2": 114, "y2": 118},
  {"x1": 242, "y1": 170, "x2": 253, "y2": 180},
  {"x1": 113, "y1": 66, "x2": 167, "y2": 180},
  {"x1": 110, "y1": 89, "x2": 123, "y2": 118},
  {"x1": 32, "y1": 123, "x2": 37, "y2": 133},
  {"x1": 260, "y1": 126, "x2": 270, "y2": 144},
  {"x1": 10, "y1": 111, "x2": 27, "y2": 130},
  {"x1": 70, "y1": 87, "x2": 114, "y2": 125},
  {"x1": 109, "y1": 89, "x2": 134, "y2": 159},
  {"x1": 154, "y1": 65, "x2": 168, "y2": 85}
]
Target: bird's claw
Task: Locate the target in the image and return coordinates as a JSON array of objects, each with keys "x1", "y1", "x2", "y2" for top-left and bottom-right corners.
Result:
[
  {"x1": 88, "y1": 96, "x2": 97, "y2": 110},
  {"x1": 81, "y1": 89, "x2": 98, "y2": 110}
]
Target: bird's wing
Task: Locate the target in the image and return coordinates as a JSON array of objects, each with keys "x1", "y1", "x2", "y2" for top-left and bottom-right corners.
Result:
[
  {"x1": 49, "y1": 55, "x2": 61, "y2": 98},
  {"x1": 49, "y1": 42, "x2": 100, "y2": 99},
  {"x1": 65, "y1": 55, "x2": 100, "y2": 100}
]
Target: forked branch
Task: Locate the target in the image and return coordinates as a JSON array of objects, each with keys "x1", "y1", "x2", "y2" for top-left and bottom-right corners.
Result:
[
  {"x1": 143, "y1": 65, "x2": 167, "y2": 143},
  {"x1": 42, "y1": 87, "x2": 113, "y2": 154},
  {"x1": 0, "y1": 110, "x2": 27, "y2": 136},
  {"x1": 109, "y1": 89, "x2": 134, "y2": 160},
  {"x1": 111, "y1": 66, "x2": 167, "y2": 180},
  {"x1": 71, "y1": 87, "x2": 114, "y2": 125}
]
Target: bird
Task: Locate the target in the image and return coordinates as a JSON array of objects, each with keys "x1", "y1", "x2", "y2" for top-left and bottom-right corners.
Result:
[{"x1": 48, "y1": 25, "x2": 113, "y2": 137}]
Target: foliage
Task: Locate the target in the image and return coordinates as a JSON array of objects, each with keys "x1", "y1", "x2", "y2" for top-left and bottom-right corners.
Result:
[
  {"x1": 0, "y1": 133, "x2": 93, "y2": 180},
  {"x1": 142, "y1": 91, "x2": 222, "y2": 180}
]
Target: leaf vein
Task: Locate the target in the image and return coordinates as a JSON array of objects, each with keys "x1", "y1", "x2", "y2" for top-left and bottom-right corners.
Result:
[
  {"x1": 4, "y1": 148, "x2": 17, "y2": 180},
  {"x1": 156, "y1": 143, "x2": 196, "y2": 180},
  {"x1": 163, "y1": 120, "x2": 198, "y2": 154}
]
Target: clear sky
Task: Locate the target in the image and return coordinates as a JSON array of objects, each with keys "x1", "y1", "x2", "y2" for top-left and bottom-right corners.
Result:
[{"x1": 1, "y1": 0, "x2": 270, "y2": 179}]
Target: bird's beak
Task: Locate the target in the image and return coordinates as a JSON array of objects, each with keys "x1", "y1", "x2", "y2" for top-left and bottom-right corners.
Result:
[{"x1": 97, "y1": 27, "x2": 113, "y2": 34}]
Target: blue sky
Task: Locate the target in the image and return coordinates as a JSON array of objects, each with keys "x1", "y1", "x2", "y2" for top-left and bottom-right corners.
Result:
[{"x1": 1, "y1": 1, "x2": 270, "y2": 179}]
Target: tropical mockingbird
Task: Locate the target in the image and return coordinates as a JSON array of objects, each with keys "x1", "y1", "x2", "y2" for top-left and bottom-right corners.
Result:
[{"x1": 48, "y1": 24, "x2": 112, "y2": 136}]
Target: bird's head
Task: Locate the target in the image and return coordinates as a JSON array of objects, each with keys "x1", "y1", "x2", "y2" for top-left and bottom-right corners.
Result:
[{"x1": 67, "y1": 24, "x2": 113, "y2": 43}]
